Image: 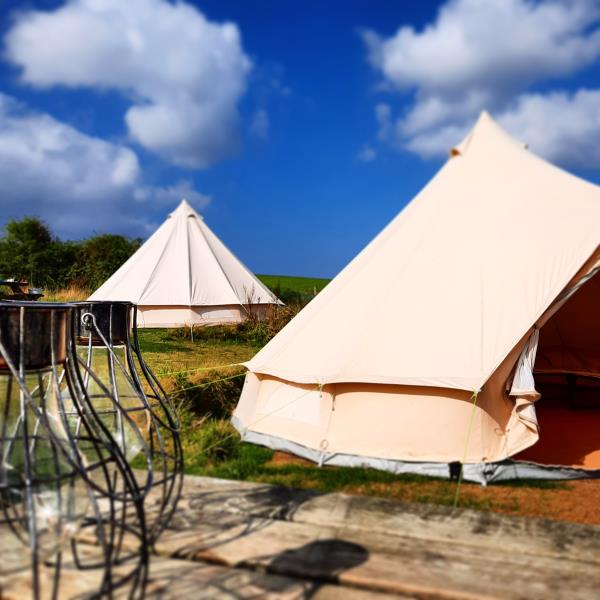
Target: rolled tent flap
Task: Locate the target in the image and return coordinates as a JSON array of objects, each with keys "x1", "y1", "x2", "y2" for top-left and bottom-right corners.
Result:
[
  {"x1": 234, "y1": 372, "x2": 518, "y2": 465},
  {"x1": 508, "y1": 329, "x2": 540, "y2": 434}
]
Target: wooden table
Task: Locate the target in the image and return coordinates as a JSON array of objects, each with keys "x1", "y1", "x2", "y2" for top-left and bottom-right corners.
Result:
[{"x1": 3, "y1": 475, "x2": 600, "y2": 599}]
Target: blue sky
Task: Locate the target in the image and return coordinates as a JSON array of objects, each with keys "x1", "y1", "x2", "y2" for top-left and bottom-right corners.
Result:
[{"x1": 1, "y1": 0, "x2": 600, "y2": 278}]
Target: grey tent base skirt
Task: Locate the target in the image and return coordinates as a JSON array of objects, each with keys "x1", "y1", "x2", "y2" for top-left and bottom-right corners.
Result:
[{"x1": 232, "y1": 416, "x2": 600, "y2": 486}]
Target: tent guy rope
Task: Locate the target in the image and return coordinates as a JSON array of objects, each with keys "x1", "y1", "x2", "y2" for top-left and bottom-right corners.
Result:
[
  {"x1": 453, "y1": 391, "x2": 480, "y2": 507},
  {"x1": 158, "y1": 362, "x2": 246, "y2": 378},
  {"x1": 183, "y1": 382, "x2": 323, "y2": 463}
]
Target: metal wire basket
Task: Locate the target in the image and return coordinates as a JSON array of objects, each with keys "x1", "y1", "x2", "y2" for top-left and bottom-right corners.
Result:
[
  {"x1": 0, "y1": 301, "x2": 149, "y2": 599},
  {"x1": 72, "y1": 301, "x2": 183, "y2": 543}
]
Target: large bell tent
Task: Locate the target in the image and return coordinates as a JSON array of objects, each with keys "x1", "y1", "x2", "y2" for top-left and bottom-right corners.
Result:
[{"x1": 233, "y1": 112, "x2": 600, "y2": 484}]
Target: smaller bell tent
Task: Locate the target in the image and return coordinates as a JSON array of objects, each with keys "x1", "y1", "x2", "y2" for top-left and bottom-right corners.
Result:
[{"x1": 89, "y1": 200, "x2": 280, "y2": 327}]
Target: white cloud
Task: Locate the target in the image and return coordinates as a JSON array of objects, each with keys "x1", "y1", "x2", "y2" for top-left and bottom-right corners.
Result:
[
  {"x1": 363, "y1": 0, "x2": 600, "y2": 98},
  {"x1": 498, "y1": 89, "x2": 600, "y2": 168},
  {"x1": 250, "y1": 109, "x2": 270, "y2": 139},
  {"x1": 403, "y1": 89, "x2": 600, "y2": 166},
  {"x1": 5, "y1": 0, "x2": 252, "y2": 169},
  {"x1": 362, "y1": 0, "x2": 600, "y2": 167},
  {"x1": 356, "y1": 145, "x2": 376, "y2": 162},
  {"x1": 0, "y1": 94, "x2": 209, "y2": 238}
]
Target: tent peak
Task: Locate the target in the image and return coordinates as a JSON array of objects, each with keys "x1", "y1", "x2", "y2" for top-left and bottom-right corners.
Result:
[
  {"x1": 451, "y1": 110, "x2": 526, "y2": 157},
  {"x1": 169, "y1": 198, "x2": 203, "y2": 220},
  {"x1": 89, "y1": 195, "x2": 279, "y2": 312}
]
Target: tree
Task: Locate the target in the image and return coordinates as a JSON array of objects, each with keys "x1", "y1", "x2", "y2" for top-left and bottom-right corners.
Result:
[
  {"x1": 0, "y1": 217, "x2": 141, "y2": 291},
  {"x1": 69, "y1": 234, "x2": 141, "y2": 290},
  {"x1": 0, "y1": 217, "x2": 56, "y2": 287}
]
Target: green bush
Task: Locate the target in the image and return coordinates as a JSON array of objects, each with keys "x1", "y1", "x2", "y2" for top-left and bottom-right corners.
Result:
[
  {"x1": 0, "y1": 216, "x2": 140, "y2": 290},
  {"x1": 182, "y1": 303, "x2": 304, "y2": 347},
  {"x1": 191, "y1": 419, "x2": 240, "y2": 464},
  {"x1": 68, "y1": 234, "x2": 141, "y2": 290},
  {"x1": 171, "y1": 369, "x2": 246, "y2": 420},
  {"x1": 0, "y1": 217, "x2": 78, "y2": 288}
]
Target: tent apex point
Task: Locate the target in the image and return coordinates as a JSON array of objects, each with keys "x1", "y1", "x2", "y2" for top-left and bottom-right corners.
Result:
[{"x1": 170, "y1": 198, "x2": 203, "y2": 220}]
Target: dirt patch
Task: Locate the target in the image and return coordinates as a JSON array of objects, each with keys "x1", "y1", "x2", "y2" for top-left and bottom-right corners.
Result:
[
  {"x1": 457, "y1": 479, "x2": 600, "y2": 525},
  {"x1": 266, "y1": 452, "x2": 600, "y2": 526},
  {"x1": 268, "y1": 451, "x2": 314, "y2": 467}
]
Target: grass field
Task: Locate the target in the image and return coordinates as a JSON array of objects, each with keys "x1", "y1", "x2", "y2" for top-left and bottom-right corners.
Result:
[
  {"x1": 256, "y1": 274, "x2": 330, "y2": 302},
  {"x1": 257, "y1": 274, "x2": 330, "y2": 293},
  {"x1": 138, "y1": 328, "x2": 256, "y2": 376},
  {"x1": 40, "y1": 277, "x2": 599, "y2": 525},
  {"x1": 136, "y1": 326, "x2": 600, "y2": 526}
]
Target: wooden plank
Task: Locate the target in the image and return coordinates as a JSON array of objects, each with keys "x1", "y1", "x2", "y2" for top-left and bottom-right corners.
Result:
[
  {"x1": 0, "y1": 561, "x2": 103, "y2": 600},
  {"x1": 7, "y1": 474, "x2": 598, "y2": 599},
  {"x1": 142, "y1": 558, "x2": 413, "y2": 599},
  {"x1": 155, "y1": 507, "x2": 600, "y2": 600},
  {"x1": 152, "y1": 515, "x2": 600, "y2": 599},
  {"x1": 177, "y1": 475, "x2": 600, "y2": 564},
  {"x1": 0, "y1": 553, "x2": 409, "y2": 600}
]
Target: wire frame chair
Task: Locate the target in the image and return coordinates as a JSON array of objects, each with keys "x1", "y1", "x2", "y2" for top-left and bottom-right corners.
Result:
[
  {"x1": 72, "y1": 301, "x2": 183, "y2": 544},
  {"x1": 0, "y1": 301, "x2": 149, "y2": 599}
]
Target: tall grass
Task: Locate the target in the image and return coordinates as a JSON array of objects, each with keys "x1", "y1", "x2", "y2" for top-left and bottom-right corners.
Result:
[
  {"x1": 43, "y1": 284, "x2": 92, "y2": 303},
  {"x1": 178, "y1": 303, "x2": 304, "y2": 347},
  {"x1": 163, "y1": 366, "x2": 247, "y2": 420}
]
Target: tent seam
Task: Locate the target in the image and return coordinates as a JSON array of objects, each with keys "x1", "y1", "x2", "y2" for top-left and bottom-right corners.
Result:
[{"x1": 137, "y1": 217, "x2": 180, "y2": 303}]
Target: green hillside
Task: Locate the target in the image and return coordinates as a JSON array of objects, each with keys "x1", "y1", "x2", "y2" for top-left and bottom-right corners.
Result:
[{"x1": 257, "y1": 274, "x2": 330, "y2": 301}]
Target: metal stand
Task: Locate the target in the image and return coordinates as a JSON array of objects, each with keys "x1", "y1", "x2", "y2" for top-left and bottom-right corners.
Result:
[
  {"x1": 73, "y1": 301, "x2": 183, "y2": 544},
  {"x1": 0, "y1": 302, "x2": 149, "y2": 599}
]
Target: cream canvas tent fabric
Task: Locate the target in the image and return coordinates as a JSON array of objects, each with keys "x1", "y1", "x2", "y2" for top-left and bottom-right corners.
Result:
[
  {"x1": 89, "y1": 200, "x2": 280, "y2": 327},
  {"x1": 233, "y1": 112, "x2": 600, "y2": 484}
]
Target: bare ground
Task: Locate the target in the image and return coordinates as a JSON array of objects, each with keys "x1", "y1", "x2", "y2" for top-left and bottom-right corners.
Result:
[{"x1": 267, "y1": 451, "x2": 600, "y2": 526}]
